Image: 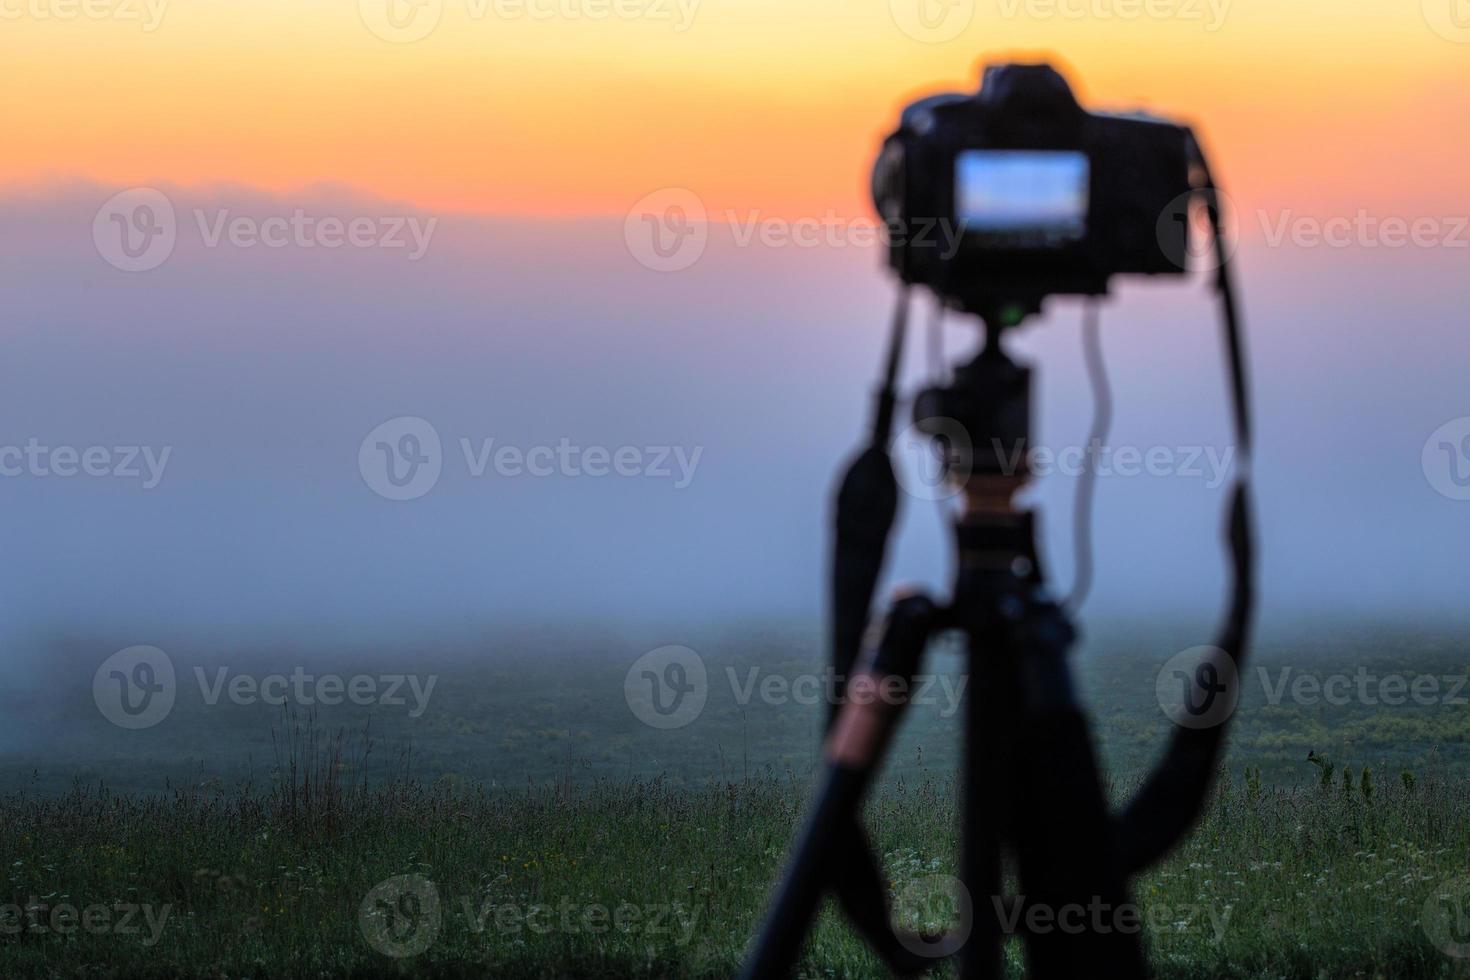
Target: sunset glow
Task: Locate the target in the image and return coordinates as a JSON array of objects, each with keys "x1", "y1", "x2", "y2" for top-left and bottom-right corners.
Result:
[{"x1": 4, "y1": 0, "x2": 1467, "y2": 222}]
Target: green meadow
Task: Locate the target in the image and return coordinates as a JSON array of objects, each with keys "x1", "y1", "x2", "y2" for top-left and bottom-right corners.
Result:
[{"x1": 4, "y1": 620, "x2": 1470, "y2": 977}]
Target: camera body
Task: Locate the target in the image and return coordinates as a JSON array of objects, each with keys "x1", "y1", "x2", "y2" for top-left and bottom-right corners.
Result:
[{"x1": 872, "y1": 62, "x2": 1195, "y2": 319}]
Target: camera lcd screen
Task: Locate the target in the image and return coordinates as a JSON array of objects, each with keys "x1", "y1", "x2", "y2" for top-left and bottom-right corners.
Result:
[{"x1": 954, "y1": 150, "x2": 1090, "y2": 243}]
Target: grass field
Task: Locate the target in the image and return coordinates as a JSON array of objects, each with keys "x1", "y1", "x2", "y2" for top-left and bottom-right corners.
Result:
[
  {"x1": 5, "y1": 621, "x2": 1470, "y2": 977},
  {"x1": 4, "y1": 758, "x2": 1470, "y2": 978}
]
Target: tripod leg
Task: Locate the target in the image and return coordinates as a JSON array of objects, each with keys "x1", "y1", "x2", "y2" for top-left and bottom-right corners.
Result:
[
  {"x1": 832, "y1": 584, "x2": 939, "y2": 973},
  {"x1": 740, "y1": 594, "x2": 938, "y2": 980},
  {"x1": 955, "y1": 579, "x2": 1147, "y2": 980},
  {"x1": 960, "y1": 635, "x2": 1012, "y2": 980},
  {"x1": 1009, "y1": 601, "x2": 1147, "y2": 979}
]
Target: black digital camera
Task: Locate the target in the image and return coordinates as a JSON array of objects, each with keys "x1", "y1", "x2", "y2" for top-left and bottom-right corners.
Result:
[{"x1": 872, "y1": 62, "x2": 1195, "y2": 320}]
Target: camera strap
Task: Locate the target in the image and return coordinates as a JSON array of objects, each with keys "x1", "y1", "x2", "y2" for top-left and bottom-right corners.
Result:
[
  {"x1": 820, "y1": 287, "x2": 935, "y2": 972},
  {"x1": 1116, "y1": 135, "x2": 1257, "y2": 871},
  {"x1": 832, "y1": 285, "x2": 910, "y2": 691}
]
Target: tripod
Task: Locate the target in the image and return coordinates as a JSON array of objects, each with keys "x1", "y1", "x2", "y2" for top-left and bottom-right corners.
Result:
[{"x1": 741, "y1": 171, "x2": 1253, "y2": 978}]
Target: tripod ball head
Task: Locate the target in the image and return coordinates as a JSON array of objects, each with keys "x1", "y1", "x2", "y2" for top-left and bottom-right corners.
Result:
[{"x1": 913, "y1": 341, "x2": 1032, "y2": 498}]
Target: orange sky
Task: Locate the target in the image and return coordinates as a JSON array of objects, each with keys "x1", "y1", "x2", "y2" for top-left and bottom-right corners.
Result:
[{"x1": 3, "y1": 0, "x2": 1467, "y2": 220}]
